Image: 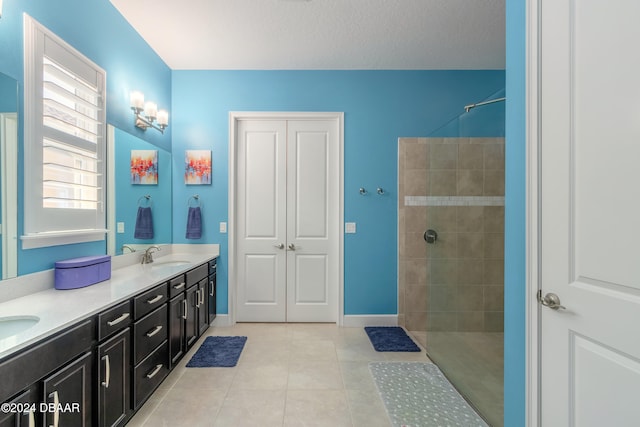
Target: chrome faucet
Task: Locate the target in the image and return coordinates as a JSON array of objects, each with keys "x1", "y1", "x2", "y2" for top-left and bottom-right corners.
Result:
[
  {"x1": 122, "y1": 245, "x2": 136, "y2": 253},
  {"x1": 141, "y1": 245, "x2": 160, "y2": 264}
]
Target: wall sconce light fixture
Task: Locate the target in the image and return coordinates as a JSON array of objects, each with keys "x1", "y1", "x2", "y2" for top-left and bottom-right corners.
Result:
[{"x1": 130, "y1": 91, "x2": 168, "y2": 134}]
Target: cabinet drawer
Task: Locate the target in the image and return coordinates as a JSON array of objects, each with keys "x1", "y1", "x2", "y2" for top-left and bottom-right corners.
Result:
[
  {"x1": 186, "y1": 264, "x2": 208, "y2": 288},
  {"x1": 134, "y1": 283, "x2": 168, "y2": 319},
  {"x1": 97, "y1": 300, "x2": 131, "y2": 341},
  {"x1": 133, "y1": 305, "x2": 168, "y2": 364},
  {"x1": 133, "y1": 341, "x2": 169, "y2": 410},
  {"x1": 168, "y1": 275, "x2": 186, "y2": 299}
]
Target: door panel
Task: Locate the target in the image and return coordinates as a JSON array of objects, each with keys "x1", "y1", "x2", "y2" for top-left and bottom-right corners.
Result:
[
  {"x1": 540, "y1": 0, "x2": 640, "y2": 425},
  {"x1": 286, "y1": 120, "x2": 338, "y2": 322},
  {"x1": 236, "y1": 120, "x2": 287, "y2": 322}
]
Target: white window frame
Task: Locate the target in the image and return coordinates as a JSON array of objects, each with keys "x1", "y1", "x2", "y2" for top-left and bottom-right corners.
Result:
[{"x1": 22, "y1": 14, "x2": 107, "y2": 249}]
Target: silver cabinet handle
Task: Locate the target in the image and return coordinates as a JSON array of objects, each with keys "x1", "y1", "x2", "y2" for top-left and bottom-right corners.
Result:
[
  {"x1": 101, "y1": 355, "x2": 111, "y2": 388},
  {"x1": 195, "y1": 289, "x2": 200, "y2": 308},
  {"x1": 146, "y1": 295, "x2": 163, "y2": 304},
  {"x1": 107, "y1": 312, "x2": 130, "y2": 326},
  {"x1": 146, "y1": 325, "x2": 163, "y2": 337},
  {"x1": 48, "y1": 390, "x2": 60, "y2": 427},
  {"x1": 287, "y1": 243, "x2": 296, "y2": 251},
  {"x1": 146, "y1": 364, "x2": 163, "y2": 379},
  {"x1": 173, "y1": 282, "x2": 185, "y2": 290},
  {"x1": 200, "y1": 287, "x2": 205, "y2": 305},
  {"x1": 182, "y1": 299, "x2": 187, "y2": 320},
  {"x1": 274, "y1": 243, "x2": 285, "y2": 249},
  {"x1": 210, "y1": 281, "x2": 214, "y2": 296}
]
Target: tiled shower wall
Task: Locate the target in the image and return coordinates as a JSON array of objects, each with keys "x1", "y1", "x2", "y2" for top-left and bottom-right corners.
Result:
[{"x1": 398, "y1": 138, "x2": 505, "y2": 332}]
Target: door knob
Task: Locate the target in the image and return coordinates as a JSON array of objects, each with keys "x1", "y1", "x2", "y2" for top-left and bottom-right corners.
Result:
[
  {"x1": 537, "y1": 291, "x2": 566, "y2": 310},
  {"x1": 274, "y1": 243, "x2": 285, "y2": 249},
  {"x1": 424, "y1": 229, "x2": 438, "y2": 244},
  {"x1": 287, "y1": 243, "x2": 296, "y2": 251}
]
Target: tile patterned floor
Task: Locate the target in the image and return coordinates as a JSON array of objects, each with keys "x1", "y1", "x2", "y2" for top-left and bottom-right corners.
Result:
[{"x1": 127, "y1": 323, "x2": 430, "y2": 427}]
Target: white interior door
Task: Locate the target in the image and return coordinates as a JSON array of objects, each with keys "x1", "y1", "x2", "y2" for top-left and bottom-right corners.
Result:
[
  {"x1": 235, "y1": 116, "x2": 340, "y2": 323},
  {"x1": 539, "y1": 1, "x2": 640, "y2": 425},
  {"x1": 286, "y1": 120, "x2": 339, "y2": 322},
  {"x1": 236, "y1": 120, "x2": 287, "y2": 322}
]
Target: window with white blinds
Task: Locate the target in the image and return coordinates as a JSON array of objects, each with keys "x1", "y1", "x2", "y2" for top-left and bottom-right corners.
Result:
[{"x1": 23, "y1": 15, "x2": 107, "y2": 249}]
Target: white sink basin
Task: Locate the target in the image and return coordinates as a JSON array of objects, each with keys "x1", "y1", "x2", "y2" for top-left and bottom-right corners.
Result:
[{"x1": 0, "y1": 316, "x2": 40, "y2": 340}]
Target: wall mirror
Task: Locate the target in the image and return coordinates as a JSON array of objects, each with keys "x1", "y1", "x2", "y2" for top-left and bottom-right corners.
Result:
[
  {"x1": 0, "y1": 71, "x2": 18, "y2": 279},
  {"x1": 107, "y1": 125, "x2": 172, "y2": 256}
]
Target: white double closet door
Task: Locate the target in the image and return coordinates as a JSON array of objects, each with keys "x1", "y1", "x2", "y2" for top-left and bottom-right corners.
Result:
[{"x1": 235, "y1": 117, "x2": 340, "y2": 322}]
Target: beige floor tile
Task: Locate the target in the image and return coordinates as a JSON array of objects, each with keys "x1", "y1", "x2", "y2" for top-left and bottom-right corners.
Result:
[
  {"x1": 289, "y1": 339, "x2": 337, "y2": 361},
  {"x1": 126, "y1": 397, "x2": 161, "y2": 427},
  {"x1": 240, "y1": 338, "x2": 292, "y2": 363},
  {"x1": 229, "y1": 360, "x2": 289, "y2": 391},
  {"x1": 284, "y1": 390, "x2": 352, "y2": 427},
  {"x1": 288, "y1": 359, "x2": 343, "y2": 390},
  {"x1": 339, "y1": 361, "x2": 377, "y2": 390},
  {"x1": 213, "y1": 389, "x2": 286, "y2": 427},
  {"x1": 171, "y1": 367, "x2": 237, "y2": 391},
  {"x1": 346, "y1": 389, "x2": 392, "y2": 427},
  {"x1": 143, "y1": 387, "x2": 227, "y2": 427}
]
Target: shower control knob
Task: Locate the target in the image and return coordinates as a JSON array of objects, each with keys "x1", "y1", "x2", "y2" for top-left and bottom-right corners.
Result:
[{"x1": 424, "y1": 229, "x2": 438, "y2": 244}]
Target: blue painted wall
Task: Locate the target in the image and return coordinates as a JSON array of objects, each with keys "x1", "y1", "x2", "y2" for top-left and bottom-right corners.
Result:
[
  {"x1": 505, "y1": 0, "x2": 527, "y2": 425},
  {"x1": 0, "y1": 0, "x2": 171, "y2": 275},
  {"x1": 171, "y1": 70, "x2": 505, "y2": 315}
]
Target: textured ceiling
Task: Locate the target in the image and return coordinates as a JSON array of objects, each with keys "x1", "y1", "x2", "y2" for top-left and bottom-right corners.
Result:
[{"x1": 109, "y1": 0, "x2": 505, "y2": 70}]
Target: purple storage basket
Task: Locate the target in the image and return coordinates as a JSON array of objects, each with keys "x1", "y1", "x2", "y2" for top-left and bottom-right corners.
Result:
[{"x1": 55, "y1": 255, "x2": 111, "y2": 290}]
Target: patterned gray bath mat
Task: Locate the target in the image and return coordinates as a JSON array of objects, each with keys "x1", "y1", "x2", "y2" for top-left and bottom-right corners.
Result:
[{"x1": 369, "y1": 362, "x2": 488, "y2": 427}]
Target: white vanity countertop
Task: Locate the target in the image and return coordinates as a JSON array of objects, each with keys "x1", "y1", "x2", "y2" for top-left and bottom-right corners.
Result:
[{"x1": 0, "y1": 244, "x2": 219, "y2": 360}]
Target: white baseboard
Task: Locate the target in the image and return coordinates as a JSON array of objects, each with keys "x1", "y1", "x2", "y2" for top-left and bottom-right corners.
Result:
[
  {"x1": 342, "y1": 315, "x2": 398, "y2": 328},
  {"x1": 210, "y1": 314, "x2": 231, "y2": 327}
]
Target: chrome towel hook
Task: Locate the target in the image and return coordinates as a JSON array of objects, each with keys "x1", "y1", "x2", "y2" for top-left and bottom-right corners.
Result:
[
  {"x1": 377, "y1": 187, "x2": 385, "y2": 195},
  {"x1": 359, "y1": 188, "x2": 367, "y2": 195}
]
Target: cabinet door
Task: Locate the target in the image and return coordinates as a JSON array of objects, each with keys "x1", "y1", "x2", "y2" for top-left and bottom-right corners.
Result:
[
  {"x1": 207, "y1": 273, "x2": 216, "y2": 324},
  {"x1": 197, "y1": 279, "x2": 208, "y2": 337},
  {"x1": 168, "y1": 293, "x2": 186, "y2": 367},
  {"x1": 42, "y1": 351, "x2": 93, "y2": 427},
  {"x1": 98, "y1": 329, "x2": 130, "y2": 427},
  {"x1": 0, "y1": 388, "x2": 38, "y2": 427},
  {"x1": 185, "y1": 285, "x2": 198, "y2": 349}
]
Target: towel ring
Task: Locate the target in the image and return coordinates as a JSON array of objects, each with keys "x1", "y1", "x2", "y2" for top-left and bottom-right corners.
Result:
[
  {"x1": 188, "y1": 195, "x2": 201, "y2": 207},
  {"x1": 137, "y1": 195, "x2": 152, "y2": 206}
]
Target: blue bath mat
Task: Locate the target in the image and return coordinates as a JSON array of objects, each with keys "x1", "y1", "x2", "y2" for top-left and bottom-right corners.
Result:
[
  {"x1": 365, "y1": 327, "x2": 420, "y2": 352},
  {"x1": 186, "y1": 336, "x2": 247, "y2": 367}
]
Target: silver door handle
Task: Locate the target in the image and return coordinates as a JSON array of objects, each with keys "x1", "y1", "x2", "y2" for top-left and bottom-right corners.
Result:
[
  {"x1": 537, "y1": 291, "x2": 566, "y2": 310},
  {"x1": 287, "y1": 243, "x2": 296, "y2": 251},
  {"x1": 146, "y1": 295, "x2": 163, "y2": 304},
  {"x1": 274, "y1": 243, "x2": 285, "y2": 249},
  {"x1": 182, "y1": 299, "x2": 187, "y2": 320},
  {"x1": 173, "y1": 282, "x2": 185, "y2": 290}
]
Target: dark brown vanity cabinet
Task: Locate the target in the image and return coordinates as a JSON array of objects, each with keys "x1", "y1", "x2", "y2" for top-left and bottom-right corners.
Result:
[
  {"x1": 42, "y1": 351, "x2": 93, "y2": 427},
  {"x1": 96, "y1": 300, "x2": 131, "y2": 427},
  {"x1": 207, "y1": 258, "x2": 217, "y2": 324},
  {"x1": 0, "y1": 320, "x2": 94, "y2": 427},
  {"x1": 97, "y1": 329, "x2": 130, "y2": 427},
  {"x1": 0, "y1": 256, "x2": 218, "y2": 427},
  {"x1": 0, "y1": 388, "x2": 37, "y2": 427},
  {"x1": 132, "y1": 284, "x2": 169, "y2": 410}
]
